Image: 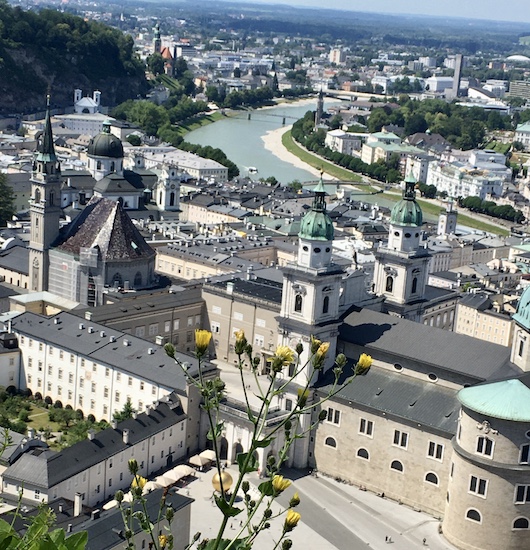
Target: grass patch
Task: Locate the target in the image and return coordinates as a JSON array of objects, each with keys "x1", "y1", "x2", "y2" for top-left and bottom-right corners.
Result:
[
  {"x1": 27, "y1": 405, "x2": 61, "y2": 432},
  {"x1": 282, "y1": 130, "x2": 367, "y2": 185},
  {"x1": 175, "y1": 111, "x2": 225, "y2": 137}
]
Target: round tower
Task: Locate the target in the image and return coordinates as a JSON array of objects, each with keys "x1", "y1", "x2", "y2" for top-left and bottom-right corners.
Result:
[
  {"x1": 443, "y1": 379, "x2": 530, "y2": 550},
  {"x1": 87, "y1": 121, "x2": 124, "y2": 181}
]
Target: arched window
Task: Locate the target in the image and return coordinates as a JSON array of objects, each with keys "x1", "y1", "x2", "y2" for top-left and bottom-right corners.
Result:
[
  {"x1": 324, "y1": 437, "x2": 336, "y2": 448},
  {"x1": 425, "y1": 472, "x2": 439, "y2": 485},
  {"x1": 134, "y1": 272, "x2": 142, "y2": 287},
  {"x1": 386, "y1": 276, "x2": 394, "y2": 293},
  {"x1": 169, "y1": 192, "x2": 175, "y2": 206},
  {"x1": 110, "y1": 161, "x2": 115, "y2": 172},
  {"x1": 322, "y1": 296, "x2": 329, "y2": 314},
  {"x1": 294, "y1": 294, "x2": 303, "y2": 313},
  {"x1": 357, "y1": 448, "x2": 369, "y2": 460},
  {"x1": 97, "y1": 161, "x2": 101, "y2": 170},
  {"x1": 411, "y1": 277, "x2": 418, "y2": 294},
  {"x1": 159, "y1": 192, "x2": 162, "y2": 205},
  {"x1": 513, "y1": 517, "x2": 530, "y2": 530},
  {"x1": 466, "y1": 509, "x2": 481, "y2": 523},
  {"x1": 34, "y1": 189, "x2": 41, "y2": 203},
  {"x1": 390, "y1": 460, "x2": 403, "y2": 472},
  {"x1": 49, "y1": 191, "x2": 54, "y2": 206}
]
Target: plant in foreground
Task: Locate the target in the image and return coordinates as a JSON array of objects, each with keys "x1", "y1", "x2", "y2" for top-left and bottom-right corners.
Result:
[{"x1": 118, "y1": 329, "x2": 371, "y2": 550}]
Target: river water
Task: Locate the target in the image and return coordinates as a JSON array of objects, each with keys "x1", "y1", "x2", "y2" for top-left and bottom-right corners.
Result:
[
  {"x1": 186, "y1": 100, "x2": 339, "y2": 183},
  {"x1": 185, "y1": 99, "x2": 408, "y2": 213}
]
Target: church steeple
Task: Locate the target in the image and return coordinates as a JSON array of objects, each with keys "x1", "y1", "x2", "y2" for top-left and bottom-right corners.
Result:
[{"x1": 28, "y1": 96, "x2": 62, "y2": 292}]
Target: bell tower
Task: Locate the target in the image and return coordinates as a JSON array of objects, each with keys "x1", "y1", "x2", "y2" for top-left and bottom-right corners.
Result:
[
  {"x1": 28, "y1": 96, "x2": 62, "y2": 292},
  {"x1": 372, "y1": 171, "x2": 430, "y2": 320},
  {"x1": 278, "y1": 176, "x2": 344, "y2": 386}
]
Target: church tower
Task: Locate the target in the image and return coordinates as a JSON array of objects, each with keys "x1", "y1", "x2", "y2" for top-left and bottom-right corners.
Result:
[
  {"x1": 153, "y1": 23, "x2": 161, "y2": 54},
  {"x1": 372, "y1": 171, "x2": 430, "y2": 321},
  {"x1": 278, "y1": 177, "x2": 344, "y2": 386},
  {"x1": 153, "y1": 165, "x2": 180, "y2": 214},
  {"x1": 28, "y1": 97, "x2": 62, "y2": 292},
  {"x1": 437, "y1": 198, "x2": 458, "y2": 237},
  {"x1": 315, "y1": 89, "x2": 324, "y2": 128}
]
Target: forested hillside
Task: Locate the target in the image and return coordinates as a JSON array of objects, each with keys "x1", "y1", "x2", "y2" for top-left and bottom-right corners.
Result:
[{"x1": 0, "y1": 0, "x2": 147, "y2": 113}]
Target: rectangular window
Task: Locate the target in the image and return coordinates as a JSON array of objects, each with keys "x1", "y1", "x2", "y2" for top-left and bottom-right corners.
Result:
[
  {"x1": 164, "y1": 321, "x2": 171, "y2": 333},
  {"x1": 256, "y1": 318, "x2": 266, "y2": 328},
  {"x1": 254, "y1": 334, "x2": 264, "y2": 347},
  {"x1": 393, "y1": 430, "x2": 408, "y2": 449},
  {"x1": 115, "y1": 391, "x2": 120, "y2": 403},
  {"x1": 187, "y1": 316, "x2": 194, "y2": 327},
  {"x1": 79, "y1": 377, "x2": 84, "y2": 388},
  {"x1": 116, "y1": 373, "x2": 121, "y2": 382},
  {"x1": 359, "y1": 418, "x2": 373, "y2": 436},
  {"x1": 90, "y1": 400, "x2": 95, "y2": 410},
  {"x1": 195, "y1": 315, "x2": 201, "y2": 325},
  {"x1": 91, "y1": 382, "x2": 96, "y2": 393},
  {"x1": 173, "y1": 319, "x2": 180, "y2": 330},
  {"x1": 149, "y1": 323, "x2": 158, "y2": 336},
  {"x1": 69, "y1": 373, "x2": 73, "y2": 384},
  {"x1": 135, "y1": 326, "x2": 145, "y2": 337},
  {"x1": 140, "y1": 381, "x2": 144, "y2": 390},
  {"x1": 520, "y1": 444, "x2": 530, "y2": 464},
  {"x1": 59, "y1": 350, "x2": 63, "y2": 359},
  {"x1": 212, "y1": 306, "x2": 221, "y2": 315},
  {"x1": 233, "y1": 312, "x2": 243, "y2": 321},
  {"x1": 515, "y1": 485, "x2": 530, "y2": 504},
  {"x1": 58, "y1": 369, "x2": 63, "y2": 380},
  {"x1": 103, "y1": 405, "x2": 108, "y2": 415},
  {"x1": 81, "y1": 359, "x2": 85, "y2": 367},
  {"x1": 326, "y1": 407, "x2": 340, "y2": 425},
  {"x1": 187, "y1": 331, "x2": 192, "y2": 343},
  {"x1": 70, "y1": 354, "x2": 74, "y2": 364},
  {"x1": 78, "y1": 396, "x2": 83, "y2": 406},
  {"x1": 57, "y1": 387, "x2": 62, "y2": 396},
  {"x1": 211, "y1": 322, "x2": 221, "y2": 334},
  {"x1": 105, "y1": 368, "x2": 110, "y2": 377},
  {"x1": 104, "y1": 387, "x2": 109, "y2": 398},
  {"x1": 469, "y1": 475, "x2": 487, "y2": 497},
  {"x1": 476, "y1": 436, "x2": 493, "y2": 457},
  {"x1": 428, "y1": 441, "x2": 444, "y2": 461},
  {"x1": 285, "y1": 398, "x2": 293, "y2": 411},
  {"x1": 48, "y1": 365, "x2": 52, "y2": 375},
  {"x1": 39, "y1": 343, "x2": 43, "y2": 351},
  {"x1": 128, "y1": 377, "x2": 133, "y2": 386},
  {"x1": 68, "y1": 390, "x2": 72, "y2": 400}
]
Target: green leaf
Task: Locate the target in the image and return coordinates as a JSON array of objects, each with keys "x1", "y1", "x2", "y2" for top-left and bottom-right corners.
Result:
[
  {"x1": 258, "y1": 480, "x2": 274, "y2": 497},
  {"x1": 237, "y1": 452, "x2": 258, "y2": 475},
  {"x1": 214, "y1": 495, "x2": 243, "y2": 518},
  {"x1": 254, "y1": 438, "x2": 272, "y2": 448},
  {"x1": 202, "y1": 539, "x2": 246, "y2": 550},
  {"x1": 0, "y1": 534, "x2": 16, "y2": 550},
  {"x1": 64, "y1": 531, "x2": 88, "y2": 550}
]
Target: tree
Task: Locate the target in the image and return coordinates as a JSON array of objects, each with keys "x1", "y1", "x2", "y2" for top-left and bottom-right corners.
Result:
[
  {"x1": 146, "y1": 53, "x2": 164, "y2": 76},
  {"x1": 126, "y1": 134, "x2": 141, "y2": 146},
  {"x1": 113, "y1": 398, "x2": 136, "y2": 423},
  {"x1": 0, "y1": 174, "x2": 15, "y2": 226}
]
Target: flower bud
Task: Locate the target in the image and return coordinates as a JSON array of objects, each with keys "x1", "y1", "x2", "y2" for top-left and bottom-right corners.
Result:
[
  {"x1": 282, "y1": 539, "x2": 293, "y2": 550},
  {"x1": 310, "y1": 335, "x2": 322, "y2": 354},
  {"x1": 335, "y1": 353, "x2": 347, "y2": 369},
  {"x1": 165, "y1": 507, "x2": 174, "y2": 522},
  {"x1": 128, "y1": 459, "x2": 138, "y2": 475},
  {"x1": 264, "y1": 508, "x2": 272, "y2": 519},
  {"x1": 193, "y1": 532, "x2": 201, "y2": 542},
  {"x1": 318, "y1": 410, "x2": 328, "y2": 422},
  {"x1": 242, "y1": 481, "x2": 250, "y2": 493},
  {"x1": 289, "y1": 492, "x2": 301, "y2": 507},
  {"x1": 284, "y1": 509, "x2": 301, "y2": 532},
  {"x1": 115, "y1": 490, "x2": 124, "y2": 503},
  {"x1": 164, "y1": 343, "x2": 176, "y2": 358},
  {"x1": 272, "y1": 475, "x2": 292, "y2": 494},
  {"x1": 295, "y1": 342, "x2": 303, "y2": 355}
]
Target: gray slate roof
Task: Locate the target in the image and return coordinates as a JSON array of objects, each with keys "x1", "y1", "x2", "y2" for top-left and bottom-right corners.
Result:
[
  {"x1": 317, "y1": 366, "x2": 459, "y2": 436},
  {"x1": 11, "y1": 311, "x2": 212, "y2": 390},
  {"x1": 339, "y1": 308, "x2": 515, "y2": 382},
  {"x1": 4, "y1": 398, "x2": 185, "y2": 488},
  {"x1": 0, "y1": 245, "x2": 29, "y2": 275},
  {"x1": 56, "y1": 196, "x2": 155, "y2": 261}
]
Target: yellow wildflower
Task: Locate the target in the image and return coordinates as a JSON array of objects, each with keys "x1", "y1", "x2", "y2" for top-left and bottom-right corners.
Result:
[
  {"x1": 272, "y1": 346, "x2": 294, "y2": 366},
  {"x1": 355, "y1": 353, "x2": 373, "y2": 374},
  {"x1": 272, "y1": 474, "x2": 292, "y2": 493},
  {"x1": 234, "y1": 329, "x2": 245, "y2": 343},
  {"x1": 316, "y1": 342, "x2": 330, "y2": 358},
  {"x1": 284, "y1": 509, "x2": 301, "y2": 532},
  {"x1": 159, "y1": 535, "x2": 168, "y2": 549},
  {"x1": 310, "y1": 335, "x2": 322, "y2": 354},
  {"x1": 131, "y1": 475, "x2": 147, "y2": 490},
  {"x1": 195, "y1": 329, "x2": 212, "y2": 356}
]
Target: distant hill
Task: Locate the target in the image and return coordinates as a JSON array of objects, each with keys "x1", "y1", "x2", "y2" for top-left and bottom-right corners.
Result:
[{"x1": 0, "y1": 0, "x2": 148, "y2": 114}]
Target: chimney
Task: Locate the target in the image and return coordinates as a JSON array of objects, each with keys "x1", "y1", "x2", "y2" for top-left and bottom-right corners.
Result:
[
  {"x1": 148, "y1": 348, "x2": 154, "y2": 355},
  {"x1": 226, "y1": 282, "x2": 234, "y2": 295},
  {"x1": 122, "y1": 429, "x2": 130, "y2": 445},
  {"x1": 74, "y1": 493, "x2": 82, "y2": 517},
  {"x1": 123, "y1": 339, "x2": 130, "y2": 346},
  {"x1": 87, "y1": 429, "x2": 95, "y2": 440},
  {"x1": 91, "y1": 510, "x2": 100, "y2": 521},
  {"x1": 110, "y1": 335, "x2": 116, "y2": 343},
  {"x1": 79, "y1": 323, "x2": 85, "y2": 330},
  {"x1": 100, "y1": 331, "x2": 106, "y2": 338},
  {"x1": 111, "y1": 420, "x2": 118, "y2": 429},
  {"x1": 88, "y1": 327, "x2": 94, "y2": 334},
  {"x1": 145, "y1": 405, "x2": 152, "y2": 416},
  {"x1": 58, "y1": 504, "x2": 63, "y2": 513},
  {"x1": 67, "y1": 524, "x2": 73, "y2": 533},
  {"x1": 27, "y1": 428, "x2": 35, "y2": 439}
]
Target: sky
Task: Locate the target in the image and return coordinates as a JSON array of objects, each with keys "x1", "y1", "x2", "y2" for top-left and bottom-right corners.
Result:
[{"x1": 231, "y1": 0, "x2": 530, "y2": 24}]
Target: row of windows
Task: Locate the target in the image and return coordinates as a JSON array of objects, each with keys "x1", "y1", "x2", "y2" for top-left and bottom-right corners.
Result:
[
  {"x1": 324, "y1": 434, "x2": 444, "y2": 462},
  {"x1": 463, "y1": 508, "x2": 530, "y2": 530}
]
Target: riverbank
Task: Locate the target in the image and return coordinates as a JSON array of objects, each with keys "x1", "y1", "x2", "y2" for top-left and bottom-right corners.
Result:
[{"x1": 261, "y1": 125, "x2": 335, "y2": 180}]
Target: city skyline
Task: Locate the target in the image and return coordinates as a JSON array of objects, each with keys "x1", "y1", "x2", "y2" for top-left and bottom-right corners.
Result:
[{"x1": 219, "y1": 0, "x2": 530, "y2": 24}]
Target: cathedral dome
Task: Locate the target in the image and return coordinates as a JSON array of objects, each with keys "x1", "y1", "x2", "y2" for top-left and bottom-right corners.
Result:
[
  {"x1": 513, "y1": 285, "x2": 530, "y2": 330},
  {"x1": 299, "y1": 210, "x2": 334, "y2": 241},
  {"x1": 88, "y1": 122, "x2": 124, "y2": 159},
  {"x1": 390, "y1": 198, "x2": 423, "y2": 227}
]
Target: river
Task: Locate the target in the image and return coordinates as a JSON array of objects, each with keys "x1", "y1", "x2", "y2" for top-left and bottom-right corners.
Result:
[{"x1": 185, "y1": 99, "x2": 342, "y2": 183}]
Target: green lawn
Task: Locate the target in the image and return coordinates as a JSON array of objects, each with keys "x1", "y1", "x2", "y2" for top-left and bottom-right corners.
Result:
[
  {"x1": 27, "y1": 404, "x2": 61, "y2": 432},
  {"x1": 281, "y1": 130, "x2": 366, "y2": 185},
  {"x1": 175, "y1": 111, "x2": 225, "y2": 137}
]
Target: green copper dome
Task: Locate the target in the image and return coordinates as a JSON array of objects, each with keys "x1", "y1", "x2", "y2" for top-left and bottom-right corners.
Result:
[
  {"x1": 513, "y1": 285, "x2": 530, "y2": 330},
  {"x1": 299, "y1": 177, "x2": 334, "y2": 241},
  {"x1": 390, "y1": 170, "x2": 423, "y2": 227},
  {"x1": 88, "y1": 121, "x2": 124, "y2": 159},
  {"x1": 459, "y1": 379, "x2": 530, "y2": 422}
]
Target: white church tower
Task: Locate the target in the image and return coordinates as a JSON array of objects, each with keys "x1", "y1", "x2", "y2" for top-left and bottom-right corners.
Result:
[
  {"x1": 372, "y1": 171, "x2": 430, "y2": 321},
  {"x1": 153, "y1": 165, "x2": 180, "y2": 214},
  {"x1": 28, "y1": 97, "x2": 62, "y2": 292},
  {"x1": 278, "y1": 177, "x2": 344, "y2": 387}
]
